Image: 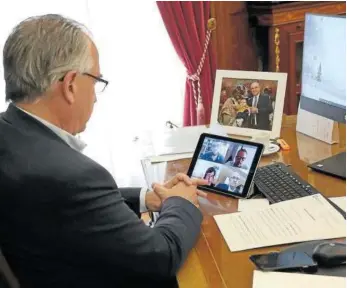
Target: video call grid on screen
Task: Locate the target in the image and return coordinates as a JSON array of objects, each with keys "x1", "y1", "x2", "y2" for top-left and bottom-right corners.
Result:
[{"x1": 191, "y1": 137, "x2": 258, "y2": 195}]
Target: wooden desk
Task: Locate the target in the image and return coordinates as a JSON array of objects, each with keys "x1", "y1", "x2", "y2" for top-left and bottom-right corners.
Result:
[{"x1": 161, "y1": 116, "x2": 346, "y2": 288}]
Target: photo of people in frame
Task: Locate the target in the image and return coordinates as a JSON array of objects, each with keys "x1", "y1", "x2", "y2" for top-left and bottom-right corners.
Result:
[{"x1": 218, "y1": 78, "x2": 278, "y2": 131}]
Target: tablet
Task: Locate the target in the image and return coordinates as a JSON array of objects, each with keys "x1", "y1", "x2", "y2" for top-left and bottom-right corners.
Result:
[{"x1": 187, "y1": 133, "x2": 264, "y2": 198}]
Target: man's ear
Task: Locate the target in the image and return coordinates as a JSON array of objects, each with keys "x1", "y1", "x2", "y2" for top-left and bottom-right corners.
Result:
[{"x1": 61, "y1": 71, "x2": 78, "y2": 104}]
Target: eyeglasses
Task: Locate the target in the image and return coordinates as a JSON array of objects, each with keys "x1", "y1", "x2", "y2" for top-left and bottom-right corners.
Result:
[
  {"x1": 236, "y1": 156, "x2": 246, "y2": 161},
  {"x1": 59, "y1": 72, "x2": 109, "y2": 94},
  {"x1": 84, "y1": 73, "x2": 109, "y2": 93}
]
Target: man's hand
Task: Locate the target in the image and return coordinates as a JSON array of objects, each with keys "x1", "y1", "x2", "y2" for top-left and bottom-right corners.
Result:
[
  {"x1": 152, "y1": 181, "x2": 200, "y2": 207},
  {"x1": 164, "y1": 173, "x2": 208, "y2": 197},
  {"x1": 145, "y1": 190, "x2": 162, "y2": 212},
  {"x1": 145, "y1": 173, "x2": 208, "y2": 211}
]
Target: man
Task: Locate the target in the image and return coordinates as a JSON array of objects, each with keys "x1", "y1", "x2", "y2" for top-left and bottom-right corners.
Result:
[
  {"x1": 216, "y1": 171, "x2": 243, "y2": 194},
  {"x1": 200, "y1": 141, "x2": 224, "y2": 163},
  {"x1": 0, "y1": 15, "x2": 207, "y2": 288},
  {"x1": 247, "y1": 81, "x2": 273, "y2": 130},
  {"x1": 225, "y1": 148, "x2": 249, "y2": 170}
]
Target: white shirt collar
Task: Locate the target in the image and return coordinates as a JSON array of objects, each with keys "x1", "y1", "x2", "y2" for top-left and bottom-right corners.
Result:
[{"x1": 16, "y1": 106, "x2": 87, "y2": 152}]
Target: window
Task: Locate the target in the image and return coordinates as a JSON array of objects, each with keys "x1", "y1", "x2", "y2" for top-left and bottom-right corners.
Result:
[
  {"x1": 0, "y1": 1, "x2": 186, "y2": 187},
  {"x1": 0, "y1": 0, "x2": 91, "y2": 111}
]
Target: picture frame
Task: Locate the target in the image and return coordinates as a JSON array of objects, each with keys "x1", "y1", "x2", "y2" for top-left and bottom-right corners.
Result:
[{"x1": 210, "y1": 70, "x2": 288, "y2": 139}]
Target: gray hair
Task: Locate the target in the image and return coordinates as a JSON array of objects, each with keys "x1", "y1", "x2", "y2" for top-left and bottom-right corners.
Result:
[{"x1": 3, "y1": 14, "x2": 94, "y2": 103}]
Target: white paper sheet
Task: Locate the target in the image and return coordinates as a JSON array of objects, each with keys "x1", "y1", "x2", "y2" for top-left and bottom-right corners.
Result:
[
  {"x1": 253, "y1": 270, "x2": 345, "y2": 288},
  {"x1": 148, "y1": 152, "x2": 194, "y2": 164},
  {"x1": 140, "y1": 123, "x2": 229, "y2": 163},
  {"x1": 148, "y1": 124, "x2": 229, "y2": 156},
  {"x1": 151, "y1": 126, "x2": 207, "y2": 155},
  {"x1": 330, "y1": 196, "x2": 346, "y2": 212},
  {"x1": 237, "y1": 197, "x2": 346, "y2": 213},
  {"x1": 238, "y1": 199, "x2": 270, "y2": 212},
  {"x1": 214, "y1": 194, "x2": 346, "y2": 252}
]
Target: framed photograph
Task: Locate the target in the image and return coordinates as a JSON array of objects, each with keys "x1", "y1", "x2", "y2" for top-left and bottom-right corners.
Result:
[{"x1": 210, "y1": 70, "x2": 287, "y2": 139}]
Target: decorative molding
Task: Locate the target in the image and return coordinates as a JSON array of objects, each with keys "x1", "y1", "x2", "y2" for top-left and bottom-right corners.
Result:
[
  {"x1": 254, "y1": 2, "x2": 346, "y2": 26},
  {"x1": 210, "y1": 1, "x2": 258, "y2": 70},
  {"x1": 274, "y1": 28, "x2": 280, "y2": 72}
]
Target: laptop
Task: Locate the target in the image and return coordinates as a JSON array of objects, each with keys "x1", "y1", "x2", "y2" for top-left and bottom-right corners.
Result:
[{"x1": 308, "y1": 152, "x2": 346, "y2": 180}]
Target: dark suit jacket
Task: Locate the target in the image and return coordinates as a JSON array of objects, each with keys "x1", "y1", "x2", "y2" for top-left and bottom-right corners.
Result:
[
  {"x1": 247, "y1": 94, "x2": 273, "y2": 130},
  {"x1": 0, "y1": 104, "x2": 202, "y2": 288}
]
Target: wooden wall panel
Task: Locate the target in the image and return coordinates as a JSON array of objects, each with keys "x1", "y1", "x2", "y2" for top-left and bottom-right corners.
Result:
[
  {"x1": 210, "y1": 1, "x2": 258, "y2": 71},
  {"x1": 248, "y1": 1, "x2": 346, "y2": 114}
]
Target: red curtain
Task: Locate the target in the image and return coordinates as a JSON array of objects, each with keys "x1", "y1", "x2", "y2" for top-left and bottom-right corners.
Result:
[{"x1": 157, "y1": 1, "x2": 216, "y2": 126}]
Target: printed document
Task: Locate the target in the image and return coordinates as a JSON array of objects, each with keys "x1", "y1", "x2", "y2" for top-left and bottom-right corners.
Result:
[
  {"x1": 253, "y1": 270, "x2": 345, "y2": 288},
  {"x1": 214, "y1": 194, "x2": 346, "y2": 252},
  {"x1": 237, "y1": 197, "x2": 346, "y2": 213},
  {"x1": 330, "y1": 196, "x2": 346, "y2": 212}
]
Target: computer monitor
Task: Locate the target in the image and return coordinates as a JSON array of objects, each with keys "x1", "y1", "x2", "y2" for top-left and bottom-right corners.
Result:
[{"x1": 300, "y1": 13, "x2": 346, "y2": 179}]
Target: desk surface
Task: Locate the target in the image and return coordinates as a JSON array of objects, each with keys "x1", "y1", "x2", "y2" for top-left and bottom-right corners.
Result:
[{"x1": 159, "y1": 116, "x2": 346, "y2": 288}]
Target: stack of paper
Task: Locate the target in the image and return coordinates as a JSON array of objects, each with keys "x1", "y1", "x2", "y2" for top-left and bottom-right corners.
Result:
[
  {"x1": 141, "y1": 124, "x2": 229, "y2": 163},
  {"x1": 215, "y1": 194, "x2": 346, "y2": 252},
  {"x1": 141, "y1": 159, "x2": 168, "y2": 188},
  {"x1": 151, "y1": 125, "x2": 207, "y2": 155},
  {"x1": 253, "y1": 270, "x2": 345, "y2": 288},
  {"x1": 148, "y1": 153, "x2": 194, "y2": 164}
]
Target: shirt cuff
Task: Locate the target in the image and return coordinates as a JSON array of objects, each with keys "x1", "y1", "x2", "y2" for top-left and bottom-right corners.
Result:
[{"x1": 139, "y1": 187, "x2": 148, "y2": 213}]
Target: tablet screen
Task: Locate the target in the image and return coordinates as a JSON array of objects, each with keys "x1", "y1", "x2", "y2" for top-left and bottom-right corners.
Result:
[{"x1": 187, "y1": 134, "x2": 263, "y2": 198}]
